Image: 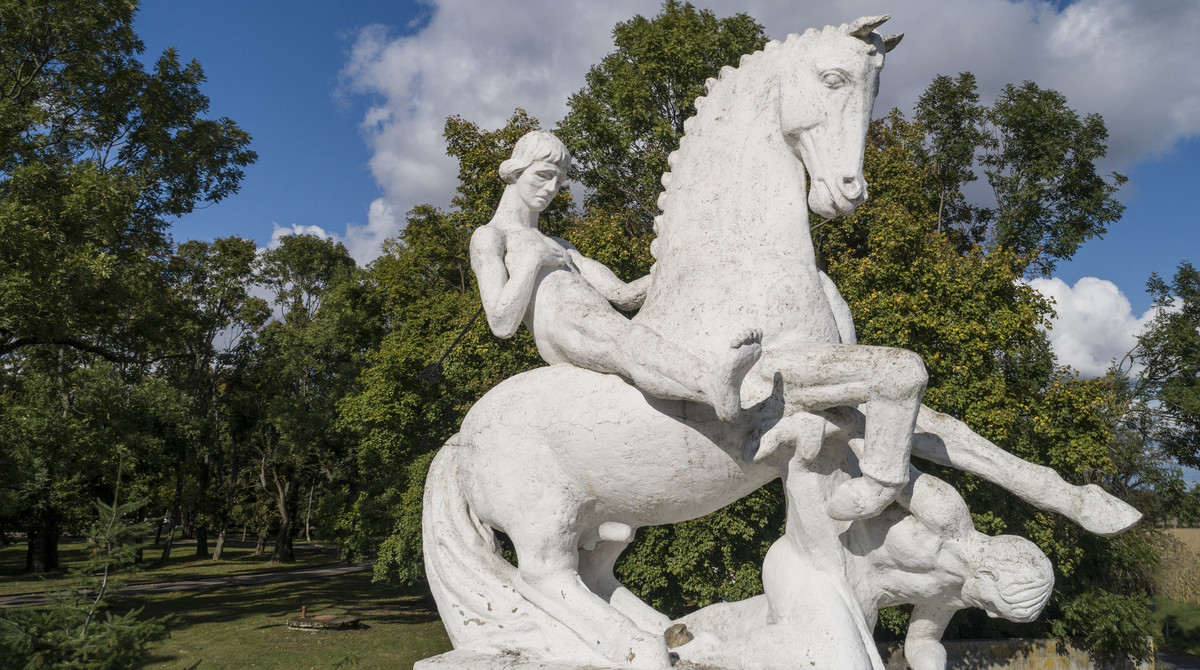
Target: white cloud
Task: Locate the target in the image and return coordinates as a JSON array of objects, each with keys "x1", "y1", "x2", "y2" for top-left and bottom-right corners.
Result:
[
  {"x1": 341, "y1": 198, "x2": 404, "y2": 264},
  {"x1": 1029, "y1": 276, "x2": 1162, "y2": 377},
  {"x1": 268, "y1": 222, "x2": 334, "y2": 250},
  {"x1": 264, "y1": 205, "x2": 402, "y2": 267},
  {"x1": 340, "y1": 0, "x2": 1200, "y2": 228}
]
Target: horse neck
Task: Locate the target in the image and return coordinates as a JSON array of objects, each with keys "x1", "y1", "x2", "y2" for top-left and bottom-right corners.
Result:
[
  {"x1": 635, "y1": 53, "x2": 838, "y2": 350},
  {"x1": 654, "y1": 62, "x2": 814, "y2": 261}
]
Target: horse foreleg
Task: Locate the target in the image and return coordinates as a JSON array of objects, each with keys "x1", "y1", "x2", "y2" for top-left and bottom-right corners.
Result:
[
  {"x1": 509, "y1": 523, "x2": 672, "y2": 670},
  {"x1": 911, "y1": 406, "x2": 1141, "y2": 536}
]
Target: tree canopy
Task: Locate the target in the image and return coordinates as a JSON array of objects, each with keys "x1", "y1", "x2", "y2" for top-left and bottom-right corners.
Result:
[
  {"x1": 0, "y1": 0, "x2": 255, "y2": 362},
  {"x1": 1, "y1": 2, "x2": 1191, "y2": 665}
]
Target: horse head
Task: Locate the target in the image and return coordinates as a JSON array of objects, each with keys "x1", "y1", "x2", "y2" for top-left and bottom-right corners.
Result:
[{"x1": 776, "y1": 16, "x2": 902, "y2": 219}]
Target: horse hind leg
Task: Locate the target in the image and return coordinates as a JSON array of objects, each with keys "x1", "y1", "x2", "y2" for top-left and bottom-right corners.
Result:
[
  {"x1": 508, "y1": 517, "x2": 673, "y2": 670},
  {"x1": 578, "y1": 524, "x2": 673, "y2": 637}
]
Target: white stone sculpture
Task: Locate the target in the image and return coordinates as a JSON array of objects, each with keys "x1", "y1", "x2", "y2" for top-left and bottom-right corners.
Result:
[
  {"x1": 469, "y1": 130, "x2": 763, "y2": 422},
  {"x1": 416, "y1": 15, "x2": 1141, "y2": 670}
]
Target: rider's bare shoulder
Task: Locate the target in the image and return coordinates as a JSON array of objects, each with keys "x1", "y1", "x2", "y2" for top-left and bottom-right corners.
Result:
[{"x1": 471, "y1": 224, "x2": 505, "y2": 253}]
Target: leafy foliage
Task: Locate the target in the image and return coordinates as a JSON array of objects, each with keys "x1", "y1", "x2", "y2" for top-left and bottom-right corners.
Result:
[
  {"x1": 1131, "y1": 262, "x2": 1200, "y2": 469},
  {"x1": 254, "y1": 234, "x2": 373, "y2": 563},
  {"x1": 0, "y1": 0, "x2": 256, "y2": 361},
  {"x1": 556, "y1": 0, "x2": 766, "y2": 236},
  {"x1": 912, "y1": 74, "x2": 1126, "y2": 275},
  {"x1": 0, "y1": 484, "x2": 168, "y2": 669}
]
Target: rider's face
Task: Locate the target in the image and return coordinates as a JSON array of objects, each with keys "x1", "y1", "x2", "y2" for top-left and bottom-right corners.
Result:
[{"x1": 514, "y1": 161, "x2": 565, "y2": 213}]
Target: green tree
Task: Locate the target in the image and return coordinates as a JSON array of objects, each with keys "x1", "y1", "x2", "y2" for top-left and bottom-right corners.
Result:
[
  {"x1": 255, "y1": 234, "x2": 373, "y2": 563},
  {"x1": 1130, "y1": 262, "x2": 1200, "y2": 469},
  {"x1": 0, "y1": 471, "x2": 168, "y2": 669},
  {"x1": 913, "y1": 75, "x2": 1126, "y2": 275},
  {"x1": 556, "y1": 0, "x2": 767, "y2": 237},
  {"x1": 0, "y1": 0, "x2": 255, "y2": 362},
  {"x1": 0, "y1": 351, "x2": 183, "y2": 572},
  {"x1": 154, "y1": 237, "x2": 268, "y2": 560},
  {"x1": 913, "y1": 73, "x2": 989, "y2": 237}
]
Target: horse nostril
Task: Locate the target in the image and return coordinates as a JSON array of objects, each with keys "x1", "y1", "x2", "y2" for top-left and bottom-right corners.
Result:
[{"x1": 840, "y1": 176, "x2": 863, "y2": 200}]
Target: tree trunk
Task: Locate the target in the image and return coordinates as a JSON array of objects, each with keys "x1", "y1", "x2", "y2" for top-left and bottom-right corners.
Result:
[
  {"x1": 255, "y1": 532, "x2": 267, "y2": 556},
  {"x1": 272, "y1": 514, "x2": 295, "y2": 564},
  {"x1": 24, "y1": 511, "x2": 60, "y2": 573},
  {"x1": 270, "y1": 474, "x2": 300, "y2": 564},
  {"x1": 180, "y1": 508, "x2": 194, "y2": 540},
  {"x1": 304, "y1": 485, "x2": 314, "y2": 542},
  {"x1": 159, "y1": 474, "x2": 183, "y2": 564},
  {"x1": 213, "y1": 528, "x2": 228, "y2": 560},
  {"x1": 195, "y1": 525, "x2": 209, "y2": 557},
  {"x1": 212, "y1": 439, "x2": 241, "y2": 561},
  {"x1": 159, "y1": 510, "x2": 177, "y2": 564}
]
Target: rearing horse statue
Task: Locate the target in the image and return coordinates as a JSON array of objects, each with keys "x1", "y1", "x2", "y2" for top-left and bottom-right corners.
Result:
[{"x1": 419, "y1": 16, "x2": 1140, "y2": 670}]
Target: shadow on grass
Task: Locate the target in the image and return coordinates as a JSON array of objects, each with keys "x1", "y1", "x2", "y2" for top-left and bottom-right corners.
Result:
[
  {"x1": 1163, "y1": 614, "x2": 1200, "y2": 657},
  {"x1": 112, "y1": 571, "x2": 440, "y2": 632},
  {"x1": 1, "y1": 539, "x2": 339, "y2": 597},
  {"x1": 0, "y1": 540, "x2": 92, "y2": 579}
]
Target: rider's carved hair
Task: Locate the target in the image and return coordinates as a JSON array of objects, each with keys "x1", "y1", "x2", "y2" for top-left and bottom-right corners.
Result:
[
  {"x1": 500, "y1": 131, "x2": 571, "y2": 184},
  {"x1": 965, "y1": 534, "x2": 1054, "y2": 622}
]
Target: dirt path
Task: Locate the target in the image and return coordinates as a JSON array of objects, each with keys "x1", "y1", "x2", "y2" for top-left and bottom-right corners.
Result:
[
  {"x1": 0, "y1": 562, "x2": 369, "y2": 608},
  {"x1": 1160, "y1": 651, "x2": 1200, "y2": 670}
]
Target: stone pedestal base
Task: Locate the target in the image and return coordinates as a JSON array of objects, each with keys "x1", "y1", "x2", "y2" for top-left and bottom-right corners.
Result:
[{"x1": 414, "y1": 649, "x2": 716, "y2": 670}]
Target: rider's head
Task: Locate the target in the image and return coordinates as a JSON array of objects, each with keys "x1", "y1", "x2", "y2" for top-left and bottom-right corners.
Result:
[
  {"x1": 500, "y1": 131, "x2": 571, "y2": 184},
  {"x1": 961, "y1": 535, "x2": 1054, "y2": 623}
]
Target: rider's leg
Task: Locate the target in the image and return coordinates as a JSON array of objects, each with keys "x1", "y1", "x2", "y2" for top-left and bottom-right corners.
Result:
[
  {"x1": 550, "y1": 312, "x2": 761, "y2": 421},
  {"x1": 767, "y1": 343, "x2": 927, "y2": 519}
]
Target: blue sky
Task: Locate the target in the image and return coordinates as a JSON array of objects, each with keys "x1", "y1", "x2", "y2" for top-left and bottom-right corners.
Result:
[
  {"x1": 134, "y1": 1, "x2": 424, "y2": 249},
  {"x1": 134, "y1": 0, "x2": 1198, "y2": 484},
  {"x1": 136, "y1": 0, "x2": 1198, "y2": 369}
]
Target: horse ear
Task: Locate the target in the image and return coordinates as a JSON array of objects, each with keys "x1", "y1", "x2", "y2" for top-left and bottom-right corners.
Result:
[
  {"x1": 847, "y1": 14, "x2": 890, "y2": 39},
  {"x1": 882, "y1": 33, "x2": 903, "y2": 52}
]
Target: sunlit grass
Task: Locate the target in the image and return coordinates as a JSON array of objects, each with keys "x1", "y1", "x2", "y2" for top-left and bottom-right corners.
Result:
[{"x1": 123, "y1": 571, "x2": 452, "y2": 669}]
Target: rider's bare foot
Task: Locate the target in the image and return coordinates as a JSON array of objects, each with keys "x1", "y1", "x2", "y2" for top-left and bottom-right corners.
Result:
[
  {"x1": 826, "y1": 474, "x2": 902, "y2": 520},
  {"x1": 712, "y1": 329, "x2": 763, "y2": 421}
]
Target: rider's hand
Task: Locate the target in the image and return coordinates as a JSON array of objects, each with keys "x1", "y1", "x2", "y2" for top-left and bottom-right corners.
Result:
[{"x1": 536, "y1": 242, "x2": 572, "y2": 269}]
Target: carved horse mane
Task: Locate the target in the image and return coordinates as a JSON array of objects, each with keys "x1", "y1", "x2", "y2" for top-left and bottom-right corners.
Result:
[{"x1": 635, "y1": 16, "x2": 902, "y2": 360}]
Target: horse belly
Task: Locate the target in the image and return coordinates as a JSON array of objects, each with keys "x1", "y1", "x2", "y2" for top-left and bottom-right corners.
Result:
[{"x1": 458, "y1": 367, "x2": 769, "y2": 528}]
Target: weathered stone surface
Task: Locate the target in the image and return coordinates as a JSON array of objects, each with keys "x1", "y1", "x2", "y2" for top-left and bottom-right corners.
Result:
[
  {"x1": 416, "y1": 14, "x2": 1142, "y2": 670},
  {"x1": 285, "y1": 614, "x2": 360, "y2": 630}
]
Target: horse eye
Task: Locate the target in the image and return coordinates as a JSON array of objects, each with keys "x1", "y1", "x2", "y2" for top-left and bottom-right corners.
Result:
[{"x1": 822, "y1": 72, "x2": 848, "y2": 89}]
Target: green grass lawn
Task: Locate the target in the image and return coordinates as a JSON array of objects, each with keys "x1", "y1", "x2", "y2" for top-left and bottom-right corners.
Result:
[
  {"x1": 120, "y1": 571, "x2": 452, "y2": 669},
  {"x1": 0, "y1": 538, "x2": 343, "y2": 597}
]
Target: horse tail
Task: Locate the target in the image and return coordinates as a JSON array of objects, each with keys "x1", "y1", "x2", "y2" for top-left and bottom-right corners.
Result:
[{"x1": 422, "y1": 435, "x2": 584, "y2": 658}]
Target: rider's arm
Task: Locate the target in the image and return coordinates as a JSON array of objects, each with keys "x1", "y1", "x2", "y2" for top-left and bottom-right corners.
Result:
[
  {"x1": 471, "y1": 226, "x2": 543, "y2": 339},
  {"x1": 553, "y1": 238, "x2": 651, "y2": 311}
]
